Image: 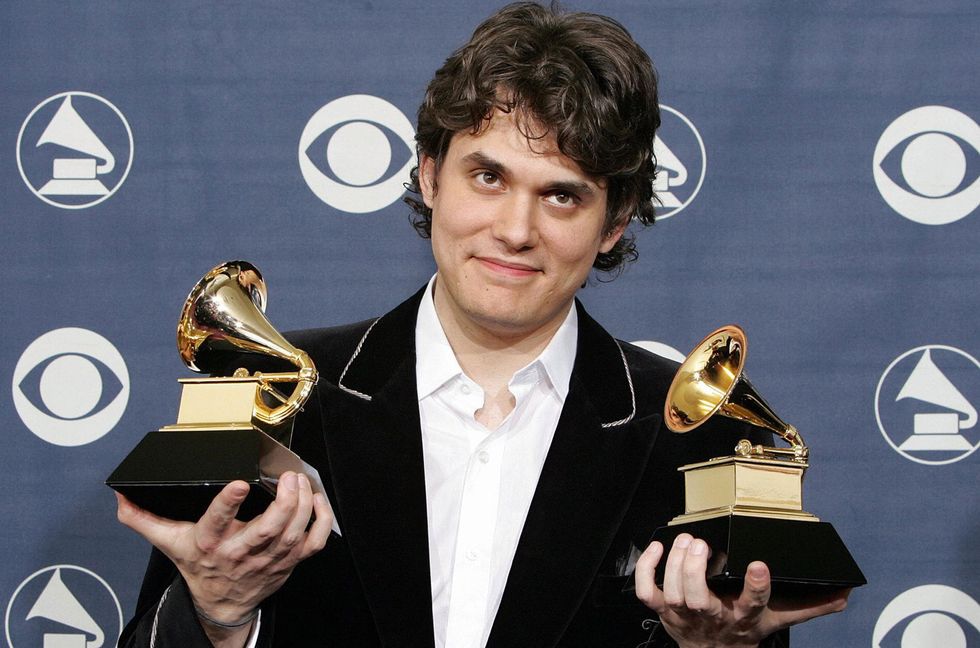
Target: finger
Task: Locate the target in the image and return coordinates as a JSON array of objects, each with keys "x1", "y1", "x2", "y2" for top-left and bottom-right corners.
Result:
[
  {"x1": 273, "y1": 472, "x2": 314, "y2": 557},
  {"x1": 662, "y1": 533, "x2": 692, "y2": 608},
  {"x1": 299, "y1": 491, "x2": 334, "y2": 559},
  {"x1": 194, "y1": 481, "x2": 250, "y2": 552},
  {"x1": 735, "y1": 561, "x2": 772, "y2": 620},
  {"x1": 634, "y1": 541, "x2": 665, "y2": 610},
  {"x1": 681, "y1": 538, "x2": 716, "y2": 614},
  {"x1": 115, "y1": 491, "x2": 186, "y2": 558},
  {"x1": 227, "y1": 471, "x2": 300, "y2": 557}
]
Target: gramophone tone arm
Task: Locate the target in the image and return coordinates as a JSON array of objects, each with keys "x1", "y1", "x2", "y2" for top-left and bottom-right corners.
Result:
[
  {"x1": 251, "y1": 352, "x2": 319, "y2": 426},
  {"x1": 735, "y1": 435, "x2": 810, "y2": 462}
]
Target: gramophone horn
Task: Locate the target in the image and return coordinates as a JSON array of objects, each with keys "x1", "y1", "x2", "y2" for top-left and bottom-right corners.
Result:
[
  {"x1": 176, "y1": 261, "x2": 317, "y2": 427},
  {"x1": 664, "y1": 325, "x2": 806, "y2": 457}
]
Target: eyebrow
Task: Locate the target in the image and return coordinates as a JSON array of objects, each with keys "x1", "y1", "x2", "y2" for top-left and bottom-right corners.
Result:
[{"x1": 460, "y1": 150, "x2": 597, "y2": 196}]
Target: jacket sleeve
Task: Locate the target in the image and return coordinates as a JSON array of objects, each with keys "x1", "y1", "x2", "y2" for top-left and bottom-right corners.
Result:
[
  {"x1": 118, "y1": 549, "x2": 212, "y2": 648},
  {"x1": 118, "y1": 548, "x2": 278, "y2": 648},
  {"x1": 649, "y1": 623, "x2": 790, "y2": 647}
]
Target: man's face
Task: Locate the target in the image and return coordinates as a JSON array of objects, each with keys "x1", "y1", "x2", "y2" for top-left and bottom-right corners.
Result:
[{"x1": 419, "y1": 110, "x2": 623, "y2": 340}]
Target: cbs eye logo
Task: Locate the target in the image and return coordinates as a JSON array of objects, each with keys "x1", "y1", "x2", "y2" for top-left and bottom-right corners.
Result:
[
  {"x1": 298, "y1": 94, "x2": 416, "y2": 213},
  {"x1": 631, "y1": 340, "x2": 686, "y2": 364},
  {"x1": 873, "y1": 584, "x2": 980, "y2": 648},
  {"x1": 873, "y1": 106, "x2": 979, "y2": 225},
  {"x1": 11, "y1": 328, "x2": 130, "y2": 447}
]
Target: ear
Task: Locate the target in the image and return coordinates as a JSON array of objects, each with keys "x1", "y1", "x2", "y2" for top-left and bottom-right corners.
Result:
[
  {"x1": 419, "y1": 154, "x2": 437, "y2": 208},
  {"x1": 598, "y1": 220, "x2": 627, "y2": 254}
]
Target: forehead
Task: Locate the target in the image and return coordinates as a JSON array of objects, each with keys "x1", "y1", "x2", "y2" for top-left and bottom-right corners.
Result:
[{"x1": 444, "y1": 110, "x2": 604, "y2": 188}]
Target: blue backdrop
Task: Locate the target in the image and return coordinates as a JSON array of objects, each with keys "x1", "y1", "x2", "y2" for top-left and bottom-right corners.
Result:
[{"x1": 2, "y1": 1, "x2": 978, "y2": 646}]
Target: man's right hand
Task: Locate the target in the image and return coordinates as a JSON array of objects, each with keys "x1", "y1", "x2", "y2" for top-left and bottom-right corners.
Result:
[{"x1": 116, "y1": 471, "x2": 332, "y2": 633}]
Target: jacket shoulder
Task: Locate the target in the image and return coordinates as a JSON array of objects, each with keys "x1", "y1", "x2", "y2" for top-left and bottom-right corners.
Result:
[
  {"x1": 285, "y1": 318, "x2": 378, "y2": 383},
  {"x1": 617, "y1": 340, "x2": 680, "y2": 417}
]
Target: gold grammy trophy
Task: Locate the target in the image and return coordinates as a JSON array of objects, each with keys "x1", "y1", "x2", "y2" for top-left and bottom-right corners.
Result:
[
  {"x1": 651, "y1": 325, "x2": 865, "y2": 592},
  {"x1": 107, "y1": 261, "x2": 324, "y2": 521}
]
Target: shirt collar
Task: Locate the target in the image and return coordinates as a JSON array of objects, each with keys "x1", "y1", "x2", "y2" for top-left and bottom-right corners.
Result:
[{"x1": 414, "y1": 275, "x2": 578, "y2": 402}]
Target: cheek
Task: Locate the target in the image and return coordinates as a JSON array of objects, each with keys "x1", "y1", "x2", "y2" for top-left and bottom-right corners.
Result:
[{"x1": 546, "y1": 224, "x2": 606, "y2": 271}]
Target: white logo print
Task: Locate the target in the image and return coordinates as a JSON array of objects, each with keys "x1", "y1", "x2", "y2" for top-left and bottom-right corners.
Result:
[
  {"x1": 875, "y1": 345, "x2": 979, "y2": 465},
  {"x1": 11, "y1": 328, "x2": 130, "y2": 447},
  {"x1": 631, "y1": 340, "x2": 686, "y2": 364},
  {"x1": 873, "y1": 585, "x2": 980, "y2": 647},
  {"x1": 4, "y1": 565, "x2": 123, "y2": 648},
  {"x1": 298, "y1": 94, "x2": 416, "y2": 213},
  {"x1": 873, "y1": 106, "x2": 979, "y2": 225},
  {"x1": 652, "y1": 105, "x2": 706, "y2": 220},
  {"x1": 17, "y1": 92, "x2": 134, "y2": 209}
]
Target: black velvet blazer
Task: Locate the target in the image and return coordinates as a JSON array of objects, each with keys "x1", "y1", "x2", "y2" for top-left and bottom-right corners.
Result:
[{"x1": 120, "y1": 289, "x2": 787, "y2": 647}]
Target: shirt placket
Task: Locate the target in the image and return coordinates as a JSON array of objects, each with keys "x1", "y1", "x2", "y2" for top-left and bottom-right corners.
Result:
[{"x1": 444, "y1": 381, "x2": 504, "y2": 648}]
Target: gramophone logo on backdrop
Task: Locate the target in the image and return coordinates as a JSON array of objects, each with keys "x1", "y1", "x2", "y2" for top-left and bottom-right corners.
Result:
[
  {"x1": 11, "y1": 328, "x2": 130, "y2": 447},
  {"x1": 4, "y1": 565, "x2": 123, "y2": 648},
  {"x1": 875, "y1": 345, "x2": 980, "y2": 465},
  {"x1": 17, "y1": 92, "x2": 134, "y2": 209},
  {"x1": 873, "y1": 584, "x2": 980, "y2": 647},
  {"x1": 873, "y1": 106, "x2": 979, "y2": 225},
  {"x1": 299, "y1": 94, "x2": 416, "y2": 213},
  {"x1": 652, "y1": 105, "x2": 706, "y2": 220}
]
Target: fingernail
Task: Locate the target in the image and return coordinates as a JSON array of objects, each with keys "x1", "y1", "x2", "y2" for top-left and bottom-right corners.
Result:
[
  {"x1": 674, "y1": 535, "x2": 691, "y2": 549},
  {"x1": 232, "y1": 483, "x2": 249, "y2": 498},
  {"x1": 691, "y1": 540, "x2": 706, "y2": 556},
  {"x1": 748, "y1": 563, "x2": 767, "y2": 580},
  {"x1": 283, "y1": 472, "x2": 298, "y2": 492},
  {"x1": 298, "y1": 473, "x2": 310, "y2": 489}
]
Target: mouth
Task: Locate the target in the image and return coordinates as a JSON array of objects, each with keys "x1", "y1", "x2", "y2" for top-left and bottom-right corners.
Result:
[{"x1": 475, "y1": 256, "x2": 540, "y2": 277}]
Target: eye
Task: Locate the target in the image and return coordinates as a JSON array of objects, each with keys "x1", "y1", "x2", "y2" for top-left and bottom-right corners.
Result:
[
  {"x1": 872, "y1": 105, "x2": 980, "y2": 225},
  {"x1": 298, "y1": 94, "x2": 416, "y2": 214},
  {"x1": 11, "y1": 327, "x2": 130, "y2": 446}
]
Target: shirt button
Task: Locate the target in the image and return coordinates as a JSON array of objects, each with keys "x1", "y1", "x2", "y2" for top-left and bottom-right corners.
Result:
[
  {"x1": 460, "y1": 383, "x2": 471, "y2": 395},
  {"x1": 465, "y1": 550, "x2": 478, "y2": 561},
  {"x1": 477, "y1": 451, "x2": 490, "y2": 464}
]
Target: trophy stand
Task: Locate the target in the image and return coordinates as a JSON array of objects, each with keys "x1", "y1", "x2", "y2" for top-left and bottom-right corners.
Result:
[
  {"x1": 107, "y1": 261, "x2": 324, "y2": 522},
  {"x1": 651, "y1": 326, "x2": 865, "y2": 593}
]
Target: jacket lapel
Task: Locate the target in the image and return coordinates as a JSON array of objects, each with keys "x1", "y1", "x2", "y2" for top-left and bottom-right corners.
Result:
[
  {"x1": 487, "y1": 303, "x2": 662, "y2": 648},
  {"x1": 317, "y1": 290, "x2": 436, "y2": 647},
  {"x1": 316, "y1": 291, "x2": 662, "y2": 648}
]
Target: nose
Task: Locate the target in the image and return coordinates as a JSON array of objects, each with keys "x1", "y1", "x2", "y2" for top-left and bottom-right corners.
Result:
[{"x1": 490, "y1": 193, "x2": 538, "y2": 251}]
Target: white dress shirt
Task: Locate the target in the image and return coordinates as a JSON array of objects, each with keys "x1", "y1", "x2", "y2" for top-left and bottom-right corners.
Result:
[
  {"x1": 240, "y1": 278, "x2": 576, "y2": 648},
  {"x1": 415, "y1": 276, "x2": 577, "y2": 648}
]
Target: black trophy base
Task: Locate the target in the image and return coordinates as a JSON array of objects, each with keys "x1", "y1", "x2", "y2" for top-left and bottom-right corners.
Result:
[
  {"x1": 106, "y1": 428, "x2": 323, "y2": 522},
  {"x1": 650, "y1": 515, "x2": 866, "y2": 595}
]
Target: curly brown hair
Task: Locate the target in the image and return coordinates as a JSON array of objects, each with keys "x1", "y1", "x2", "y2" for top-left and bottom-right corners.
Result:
[{"x1": 404, "y1": 1, "x2": 660, "y2": 274}]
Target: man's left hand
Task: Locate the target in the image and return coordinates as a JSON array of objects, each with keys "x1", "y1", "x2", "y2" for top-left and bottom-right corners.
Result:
[{"x1": 634, "y1": 534, "x2": 850, "y2": 648}]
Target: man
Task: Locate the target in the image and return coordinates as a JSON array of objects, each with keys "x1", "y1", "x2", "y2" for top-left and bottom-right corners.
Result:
[{"x1": 116, "y1": 3, "x2": 848, "y2": 646}]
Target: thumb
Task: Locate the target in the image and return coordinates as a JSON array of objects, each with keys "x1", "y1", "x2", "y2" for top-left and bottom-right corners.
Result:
[
  {"x1": 115, "y1": 491, "x2": 186, "y2": 559},
  {"x1": 736, "y1": 561, "x2": 772, "y2": 619}
]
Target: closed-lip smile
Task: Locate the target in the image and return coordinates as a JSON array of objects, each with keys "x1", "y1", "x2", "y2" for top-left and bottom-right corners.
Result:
[{"x1": 476, "y1": 256, "x2": 540, "y2": 276}]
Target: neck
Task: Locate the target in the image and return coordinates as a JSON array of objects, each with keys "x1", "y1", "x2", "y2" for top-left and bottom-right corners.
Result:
[{"x1": 431, "y1": 280, "x2": 570, "y2": 394}]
